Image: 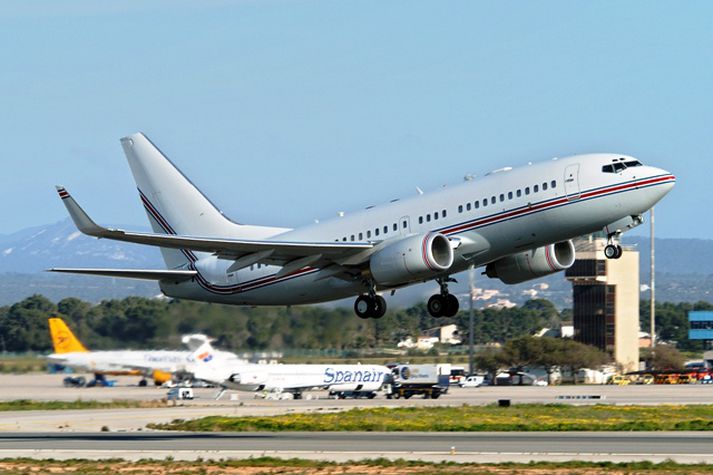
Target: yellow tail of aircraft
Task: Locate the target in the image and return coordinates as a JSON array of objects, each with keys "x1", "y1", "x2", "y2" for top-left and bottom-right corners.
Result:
[{"x1": 48, "y1": 317, "x2": 88, "y2": 353}]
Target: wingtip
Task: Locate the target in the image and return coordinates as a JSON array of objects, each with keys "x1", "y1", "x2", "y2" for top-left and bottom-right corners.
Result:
[{"x1": 55, "y1": 186, "x2": 69, "y2": 199}]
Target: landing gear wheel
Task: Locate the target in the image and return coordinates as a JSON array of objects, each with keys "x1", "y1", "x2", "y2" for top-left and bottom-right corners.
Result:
[
  {"x1": 354, "y1": 294, "x2": 387, "y2": 319},
  {"x1": 427, "y1": 294, "x2": 446, "y2": 318},
  {"x1": 604, "y1": 244, "x2": 623, "y2": 259},
  {"x1": 354, "y1": 295, "x2": 375, "y2": 319},
  {"x1": 443, "y1": 294, "x2": 459, "y2": 317},
  {"x1": 373, "y1": 295, "x2": 387, "y2": 319}
]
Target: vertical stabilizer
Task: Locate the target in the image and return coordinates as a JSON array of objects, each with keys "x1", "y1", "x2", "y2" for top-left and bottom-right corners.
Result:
[
  {"x1": 120, "y1": 133, "x2": 289, "y2": 269},
  {"x1": 48, "y1": 317, "x2": 88, "y2": 353}
]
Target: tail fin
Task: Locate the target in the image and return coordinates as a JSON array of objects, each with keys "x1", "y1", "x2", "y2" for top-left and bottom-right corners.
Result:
[
  {"x1": 120, "y1": 133, "x2": 288, "y2": 269},
  {"x1": 48, "y1": 317, "x2": 88, "y2": 353},
  {"x1": 188, "y1": 339, "x2": 218, "y2": 366}
]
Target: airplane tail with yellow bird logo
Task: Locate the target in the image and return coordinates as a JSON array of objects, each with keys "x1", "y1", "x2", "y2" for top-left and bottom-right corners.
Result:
[{"x1": 48, "y1": 317, "x2": 88, "y2": 354}]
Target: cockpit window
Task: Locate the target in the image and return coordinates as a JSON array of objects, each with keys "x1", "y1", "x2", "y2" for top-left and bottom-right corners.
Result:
[{"x1": 603, "y1": 159, "x2": 643, "y2": 173}]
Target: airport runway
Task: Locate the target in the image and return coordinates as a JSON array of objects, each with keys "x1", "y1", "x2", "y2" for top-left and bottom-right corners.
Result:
[{"x1": 0, "y1": 431, "x2": 710, "y2": 463}]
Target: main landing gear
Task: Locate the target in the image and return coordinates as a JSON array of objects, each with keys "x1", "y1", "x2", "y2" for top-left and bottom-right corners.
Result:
[
  {"x1": 427, "y1": 278, "x2": 459, "y2": 318},
  {"x1": 354, "y1": 284, "x2": 387, "y2": 319}
]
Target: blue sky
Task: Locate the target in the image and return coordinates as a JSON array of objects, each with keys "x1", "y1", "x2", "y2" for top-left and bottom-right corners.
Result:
[{"x1": 1, "y1": 1, "x2": 711, "y2": 239}]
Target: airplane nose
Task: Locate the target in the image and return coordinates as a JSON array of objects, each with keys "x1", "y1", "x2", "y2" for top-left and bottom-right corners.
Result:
[{"x1": 645, "y1": 166, "x2": 675, "y2": 204}]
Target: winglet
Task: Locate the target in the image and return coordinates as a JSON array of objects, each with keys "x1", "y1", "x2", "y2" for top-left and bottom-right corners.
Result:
[{"x1": 55, "y1": 186, "x2": 107, "y2": 237}]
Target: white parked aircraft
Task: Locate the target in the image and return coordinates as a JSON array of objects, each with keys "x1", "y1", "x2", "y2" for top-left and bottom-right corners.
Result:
[
  {"x1": 52, "y1": 133, "x2": 675, "y2": 318},
  {"x1": 46, "y1": 317, "x2": 241, "y2": 385},
  {"x1": 181, "y1": 339, "x2": 389, "y2": 398}
]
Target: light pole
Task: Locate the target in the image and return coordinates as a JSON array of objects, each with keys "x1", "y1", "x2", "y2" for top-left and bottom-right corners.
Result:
[
  {"x1": 650, "y1": 207, "x2": 656, "y2": 349},
  {"x1": 468, "y1": 264, "x2": 475, "y2": 376}
]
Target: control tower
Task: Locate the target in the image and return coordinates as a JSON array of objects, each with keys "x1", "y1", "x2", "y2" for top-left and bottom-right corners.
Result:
[{"x1": 565, "y1": 236, "x2": 640, "y2": 372}]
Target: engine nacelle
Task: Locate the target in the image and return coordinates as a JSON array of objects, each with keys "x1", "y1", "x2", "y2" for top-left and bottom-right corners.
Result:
[
  {"x1": 370, "y1": 233, "x2": 454, "y2": 286},
  {"x1": 485, "y1": 240, "x2": 576, "y2": 285}
]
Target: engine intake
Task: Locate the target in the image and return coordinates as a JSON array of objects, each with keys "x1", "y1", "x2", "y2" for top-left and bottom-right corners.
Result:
[
  {"x1": 485, "y1": 240, "x2": 576, "y2": 285},
  {"x1": 370, "y1": 233, "x2": 454, "y2": 286}
]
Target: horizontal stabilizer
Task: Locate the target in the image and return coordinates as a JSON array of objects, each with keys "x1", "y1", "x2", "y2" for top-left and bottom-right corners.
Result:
[{"x1": 48, "y1": 268, "x2": 197, "y2": 282}]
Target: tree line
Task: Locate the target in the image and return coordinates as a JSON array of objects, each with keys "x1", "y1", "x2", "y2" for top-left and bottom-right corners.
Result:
[{"x1": 0, "y1": 294, "x2": 708, "y2": 354}]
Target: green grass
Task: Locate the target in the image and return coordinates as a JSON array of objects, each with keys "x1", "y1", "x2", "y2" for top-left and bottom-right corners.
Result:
[
  {"x1": 0, "y1": 399, "x2": 164, "y2": 411},
  {"x1": 0, "y1": 457, "x2": 709, "y2": 474},
  {"x1": 149, "y1": 404, "x2": 713, "y2": 432},
  {"x1": 0, "y1": 355, "x2": 46, "y2": 373}
]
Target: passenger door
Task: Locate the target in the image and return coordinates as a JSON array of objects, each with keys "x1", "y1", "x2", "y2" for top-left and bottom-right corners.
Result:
[{"x1": 564, "y1": 164, "x2": 581, "y2": 201}]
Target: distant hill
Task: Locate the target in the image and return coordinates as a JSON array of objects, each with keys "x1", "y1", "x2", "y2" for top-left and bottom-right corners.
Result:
[
  {"x1": 0, "y1": 220, "x2": 710, "y2": 307},
  {"x1": 0, "y1": 219, "x2": 163, "y2": 273}
]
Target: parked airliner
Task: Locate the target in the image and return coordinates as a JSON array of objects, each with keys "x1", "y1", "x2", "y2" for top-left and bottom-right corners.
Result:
[
  {"x1": 181, "y1": 338, "x2": 389, "y2": 399},
  {"x1": 53, "y1": 133, "x2": 675, "y2": 319},
  {"x1": 46, "y1": 317, "x2": 241, "y2": 385}
]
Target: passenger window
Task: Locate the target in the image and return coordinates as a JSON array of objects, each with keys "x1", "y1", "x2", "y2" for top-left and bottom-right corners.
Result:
[
  {"x1": 499, "y1": 194, "x2": 504, "y2": 202},
  {"x1": 402, "y1": 220, "x2": 407, "y2": 228},
  {"x1": 475, "y1": 201, "x2": 479, "y2": 209},
  {"x1": 383, "y1": 226, "x2": 388, "y2": 234},
  {"x1": 543, "y1": 182, "x2": 548, "y2": 191},
  {"x1": 551, "y1": 180, "x2": 556, "y2": 188},
  {"x1": 458, "y1": 205, "x2": 463, "y2": 213},
  {"x1": 466, "y1": 202, "x2": 471, "y2": 211},
  {"x1": 491, "y1": 196, "x2": 496, "y2": 204},
  {"x1": 375, "y1": 228, "x2": 380, "y2": 236},
  {"x1": 534, "y1": 184, "x2": 539, "y2": 193},
  {"x1": 442, "y1": 209, "x2": 447, "y2": 218},
  {"x1": 483, "y1": 198, "x2": 488, "y2": 207},
  {"x1": 350, "y1": 235, "x2": 355, "y2": 241},
  {"x1": 367, "y1": 230, "x2": 371, "y2": 238},
  {"x1": 426, "y1": 214, "x2": 431, "y2": 222},
  {"x1": 342, "y1": 237, "x2": 347, "y2": 241},
  {"x1": 508, "y1": 191, "x2": 513, "y2": 200},
  {"x1": 393, "y1": 223, "x2": 397, "y2": 231},
  {"x1": 419, "y1": 216, "x2": 423, "y2": 224},
  {"x1": 359, "y1": 232, "x2": 363, "y2": 240},
  {"x1": 516, "y1": 189, "x2": 522, "y2": 198},
  {"x1": 434, "y1": 211, "x2": 439, "y2": 220},
  {"x1": 525, "y1": 187, "x2": 530, "y2": 195}
]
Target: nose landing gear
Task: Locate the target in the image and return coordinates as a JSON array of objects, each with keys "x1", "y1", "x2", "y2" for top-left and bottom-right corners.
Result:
[
  {"x1": 604, "y1": 243, "x2": 623, "y2": 259},
  {"x1": 427, "y1": 278, "x2": 459, "y2": 318},
  {"x1": 604, "y1": 233, "x2": 623, "y2": 260}
]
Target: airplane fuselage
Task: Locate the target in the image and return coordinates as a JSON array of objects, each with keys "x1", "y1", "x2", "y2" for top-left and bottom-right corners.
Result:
[{"x1": 158, "y1": 153, "x2": 674, "y2": 305}]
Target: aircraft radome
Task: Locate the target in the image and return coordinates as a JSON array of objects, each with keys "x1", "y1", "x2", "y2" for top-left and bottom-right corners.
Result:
[{"x1": 52, "y1": 133, "x2": 675, "y2": 318}]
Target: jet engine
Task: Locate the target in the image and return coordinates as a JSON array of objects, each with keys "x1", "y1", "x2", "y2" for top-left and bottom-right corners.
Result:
[
  {"x1": 485, "y1": 240, "x2": 576, "y2": 285},
  {"x1": 226, "y1": 371, "x2": 269, "y2": 390},
  {"x1": 370, "y1": 233, "x2": 454, "y2": 286}
]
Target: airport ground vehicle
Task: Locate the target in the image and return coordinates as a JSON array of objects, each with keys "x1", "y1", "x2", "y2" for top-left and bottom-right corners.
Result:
[
  {"x1": 167, "y1": 387, "x2": 194, "y2": 400},
  {"x1": 449, "y1": 366, "x2": 466, "y2": 385},
  {"x1": 459, "y1": 375, "x2": 485, "y2": 388},
  {"x1": 386, "y1": 364, "x2": 450, "y2": 399}
]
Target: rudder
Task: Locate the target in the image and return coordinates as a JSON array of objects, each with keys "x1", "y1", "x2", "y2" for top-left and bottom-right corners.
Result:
[{"x1": 48, "y1": 317, "x2": 88, "y2": 353}]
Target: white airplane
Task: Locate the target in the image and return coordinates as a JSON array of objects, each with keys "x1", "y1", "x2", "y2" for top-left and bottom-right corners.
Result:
[
  {"x1": 181, "y1": 339, "x2": 390, "y2": 398},
  {"x1": 52, "y1": 132, "x2": 675, "y2": 319},
  {"x1": 46, "y1": 317, "x2": 241, "y2": 385}
]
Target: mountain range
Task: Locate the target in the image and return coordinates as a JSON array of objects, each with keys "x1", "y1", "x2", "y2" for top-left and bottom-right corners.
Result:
[{"x1": 0, "y1": 219, "x2": 711, "y2": 307}]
